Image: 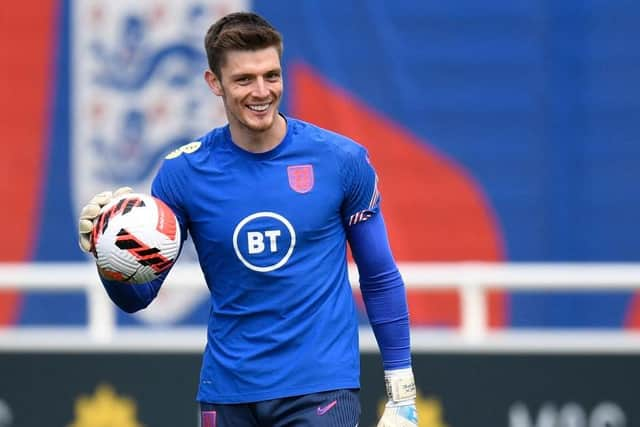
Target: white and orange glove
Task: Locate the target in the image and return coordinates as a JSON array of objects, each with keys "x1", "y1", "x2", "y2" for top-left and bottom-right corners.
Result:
[
  {"x1": 377, "y1": 368, "x2": 418, "y2": 427},
  {"x1": 78, "y1": 187, "x2": 133, "y2": 253}
]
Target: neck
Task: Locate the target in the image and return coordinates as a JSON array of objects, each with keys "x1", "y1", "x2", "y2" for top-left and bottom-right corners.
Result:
[{"x1": 229, "y1": 114, "x2": 287, "y2": 153}]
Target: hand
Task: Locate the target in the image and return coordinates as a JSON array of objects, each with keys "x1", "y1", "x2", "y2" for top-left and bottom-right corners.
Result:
[
  {"x1": 78, "y1": 187, "x2": 133, "y2": 253},
  {"x1": 377, "y1": 401, "x2": 417, "y2": 427},
  {"x1": 377, "y1": 368, "x2": 418, "y2": 427}
]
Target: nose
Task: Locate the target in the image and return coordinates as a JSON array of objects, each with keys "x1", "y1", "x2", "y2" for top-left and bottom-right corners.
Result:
[{"x1": 252, "y1": 77, "x2": 269, "y2": 98}]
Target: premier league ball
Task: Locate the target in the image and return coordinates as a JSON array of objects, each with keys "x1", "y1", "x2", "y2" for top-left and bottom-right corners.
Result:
[{"x1": 91, "y1": 193, "x2": 181, "y2": 284}]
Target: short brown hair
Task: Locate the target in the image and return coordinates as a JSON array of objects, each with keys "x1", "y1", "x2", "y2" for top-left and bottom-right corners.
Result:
[{"x1": 204, "y1": 12, "x2": 283, "y2": 77}]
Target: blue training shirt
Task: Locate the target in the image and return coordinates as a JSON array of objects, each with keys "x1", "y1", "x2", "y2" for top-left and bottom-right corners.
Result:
[{"x1": 140, "y1": 116, "x2": 399, "y2": 403}]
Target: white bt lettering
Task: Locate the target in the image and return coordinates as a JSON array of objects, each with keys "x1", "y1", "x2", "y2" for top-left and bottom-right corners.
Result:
[
  {"x1": 233, "y1": 212, "x2": 296, "y2": 273},
  {"x1": 247, "y1": 230, "x2": 281, "y2": 254}
]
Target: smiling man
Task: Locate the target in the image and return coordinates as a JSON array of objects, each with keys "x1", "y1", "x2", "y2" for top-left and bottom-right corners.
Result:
[
  {"x1": 78, "y1": 11, "x2": 416, "y2": 427},
  {"x1": 204, "y1": 44, "x2": 286, "y2": 151}
]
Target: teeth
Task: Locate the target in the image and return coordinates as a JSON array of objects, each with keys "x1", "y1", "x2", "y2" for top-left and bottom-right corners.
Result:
[{"x1": 248, "y1": 104, "x2": 269, "y2": 112}]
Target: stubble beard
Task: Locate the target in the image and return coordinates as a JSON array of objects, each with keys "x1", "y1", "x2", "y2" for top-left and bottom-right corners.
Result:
[
  {"x1": 221, "y1": 89, "x2": 282, "y2": 138},
  {"x1": 236, "y1": 103, "x2": 279, "y2": 134}
]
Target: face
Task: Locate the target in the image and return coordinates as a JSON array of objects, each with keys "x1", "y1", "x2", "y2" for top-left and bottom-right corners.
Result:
[{"x1": 205, "y1": 47, "x2": 283, "y2": 134}]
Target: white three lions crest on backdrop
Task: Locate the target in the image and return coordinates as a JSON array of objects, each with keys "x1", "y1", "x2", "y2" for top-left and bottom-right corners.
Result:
[{"x1": 72, "y1": 0, "x2": 247, "y2": 325}]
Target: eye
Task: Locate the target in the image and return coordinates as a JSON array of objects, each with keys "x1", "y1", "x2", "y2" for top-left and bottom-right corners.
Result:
[
  {"x1": 265, "y1": 71, "x2": 281, "y2": 82},
  {"x1": 236, "y1": 76, "x2": 251, "y2": 85}
]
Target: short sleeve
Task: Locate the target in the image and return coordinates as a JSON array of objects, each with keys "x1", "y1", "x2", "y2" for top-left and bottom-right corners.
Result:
[
  {"x1": 341, "y1": 146, "x2": 381, "y2": 227},
  {"x1": 151, "y1": 159, "x2": 189, "y2": 242}
]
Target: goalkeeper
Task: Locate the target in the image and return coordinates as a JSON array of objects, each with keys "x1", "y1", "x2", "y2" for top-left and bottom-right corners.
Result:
[{"x1": 79, "y1": 11, "x2": 417, "y2": 427}]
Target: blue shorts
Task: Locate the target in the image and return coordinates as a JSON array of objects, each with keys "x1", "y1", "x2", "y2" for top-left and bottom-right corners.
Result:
[{"x1": 200, "y1": 389, "x2": 360, "y2": 427}]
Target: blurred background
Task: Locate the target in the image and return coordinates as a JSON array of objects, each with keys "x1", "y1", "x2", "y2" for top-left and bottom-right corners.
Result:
[{"x1": 0, "y1": 0, "x2": 639, "y2": 426}]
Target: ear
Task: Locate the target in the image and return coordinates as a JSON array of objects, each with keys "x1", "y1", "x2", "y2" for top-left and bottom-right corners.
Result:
[{"x1": 204, "y1": 69, "x2": 223, "y2": 96}]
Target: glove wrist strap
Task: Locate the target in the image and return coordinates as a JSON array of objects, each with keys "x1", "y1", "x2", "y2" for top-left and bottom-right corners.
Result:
[{"x1": 384, "y1": 368, "x2": 416, "y2": 403}]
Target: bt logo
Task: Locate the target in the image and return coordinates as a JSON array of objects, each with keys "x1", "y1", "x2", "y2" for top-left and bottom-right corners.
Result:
[
  {"x1": 233, "y1": 212, "x2": 296, "y2": 272},
  {"x1": 247, "y1": 230, "x2": 282, "y2": 254}
]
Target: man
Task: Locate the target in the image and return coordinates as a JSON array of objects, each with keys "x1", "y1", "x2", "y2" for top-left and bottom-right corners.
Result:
[{"x1": 79, "y1": 12, "x2": 417, "y2": 427}]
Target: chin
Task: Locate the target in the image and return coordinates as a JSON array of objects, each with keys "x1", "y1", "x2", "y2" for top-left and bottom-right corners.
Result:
[{"x1": 244, "y1": 115, "x2": 276, "y2": 132}]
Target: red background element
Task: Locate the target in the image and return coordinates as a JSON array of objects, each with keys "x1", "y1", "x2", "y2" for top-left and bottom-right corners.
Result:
[{"x1": 0, "y1": 1, "x2": 55, "y2": 324}]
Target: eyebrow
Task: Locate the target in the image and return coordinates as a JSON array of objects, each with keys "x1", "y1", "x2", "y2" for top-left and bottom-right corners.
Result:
[{"x1": 229, "y1": 68, "x2": 281, "y2": 79}]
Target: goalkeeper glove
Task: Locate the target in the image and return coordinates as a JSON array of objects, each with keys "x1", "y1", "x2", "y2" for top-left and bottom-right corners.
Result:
[
  {"x1": 78, "y1": 187, "x2": 133, "y2": 253},
  {"x1": 377, "y1": 368, "x2": 418, "y2": 427}
]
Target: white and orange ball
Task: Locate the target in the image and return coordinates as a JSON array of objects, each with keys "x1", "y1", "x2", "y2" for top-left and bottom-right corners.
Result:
[{"x1": 92, "y1": 193, "x2": 180, "y2": 284}]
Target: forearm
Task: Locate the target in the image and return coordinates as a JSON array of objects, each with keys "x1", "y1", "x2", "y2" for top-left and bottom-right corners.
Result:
[
  {"x1": 347, "y1": 212, "x2": 412, "y2": 370},
  {"x1": 100, "y1": 271, "x2": 166, "y2": 313},
  {"x1": 361, "y1": 270, "x2": 412, "y2": 370}
]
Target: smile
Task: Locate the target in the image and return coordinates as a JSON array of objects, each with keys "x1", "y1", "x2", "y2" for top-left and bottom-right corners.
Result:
[{"x1": 247, "y1": 103, "x2": 270, "y2": 112}]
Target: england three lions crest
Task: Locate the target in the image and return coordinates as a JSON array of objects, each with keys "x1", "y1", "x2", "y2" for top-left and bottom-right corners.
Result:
[
  {"x1": 287, "y1": 165, "x2": 314, "y2": 194},
  {"x1": 71, "y1": 0, "x2": 247, "y2": 327},
  {"x1": 72, "y1": 0, "x2": 251, "y2": 203}
]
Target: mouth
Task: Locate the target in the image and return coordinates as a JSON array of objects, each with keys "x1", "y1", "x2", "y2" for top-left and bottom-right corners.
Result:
[{"x1": 246, "y1": 102, "x2": 271, "y2": 114}]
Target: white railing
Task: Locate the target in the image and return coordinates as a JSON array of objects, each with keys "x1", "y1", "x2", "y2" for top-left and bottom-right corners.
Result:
[{"x1": 1, "y1": 262, "x2": 640, "y2": 352}]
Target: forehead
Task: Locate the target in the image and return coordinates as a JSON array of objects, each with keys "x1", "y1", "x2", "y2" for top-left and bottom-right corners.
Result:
[{"x1": 220, "y1": 47, "x2": 281, "y2": 76}]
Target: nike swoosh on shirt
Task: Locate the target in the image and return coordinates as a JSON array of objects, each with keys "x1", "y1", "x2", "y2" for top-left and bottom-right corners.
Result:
[{"x1": 316, "y1": 399, "x2": 337, "y2": 416}]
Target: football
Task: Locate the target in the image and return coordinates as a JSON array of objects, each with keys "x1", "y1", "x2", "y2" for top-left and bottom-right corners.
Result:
[{"x1": 91, "y1": 193, "x2": 181, "y2": 284}]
